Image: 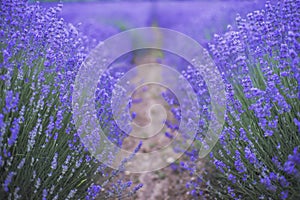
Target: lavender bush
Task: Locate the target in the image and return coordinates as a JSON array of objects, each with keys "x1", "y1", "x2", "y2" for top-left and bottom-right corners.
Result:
[
  {"x1": 0, "y1": 1, "x2": 142, "y2": 199},
  {"x1": 172, "y1": 0, "x2": 300, "y2": 199}
]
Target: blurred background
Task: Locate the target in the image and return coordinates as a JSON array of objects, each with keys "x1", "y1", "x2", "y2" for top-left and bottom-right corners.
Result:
[{"x1": 37, "y1": 0, "x2": 265, "y2": 46}]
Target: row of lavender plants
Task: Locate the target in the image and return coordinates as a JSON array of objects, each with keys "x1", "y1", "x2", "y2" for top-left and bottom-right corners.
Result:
[
  {"x1": 1, "y1": 0, "x2": 299, "y2": 199},
  {"x1": 0, "y1": 0, "x2": 142, "y2": 199},
  {"x1": 166, "y1": 0, "x2": 299, "y2": 199}
]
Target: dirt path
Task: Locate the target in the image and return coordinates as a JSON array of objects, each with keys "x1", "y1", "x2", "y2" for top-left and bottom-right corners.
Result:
[
  {"x1": 117, "y1": 50, "x2": 198, "y2": 200},
  {"x1": 122, "y1": 80, "x2": 193, "y2": 200}
]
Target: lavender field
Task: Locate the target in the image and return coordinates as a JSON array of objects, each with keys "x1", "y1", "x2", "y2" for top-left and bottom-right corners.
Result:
[{"x1": 0, "y1": 0, "x2": 299, "y2": 199}]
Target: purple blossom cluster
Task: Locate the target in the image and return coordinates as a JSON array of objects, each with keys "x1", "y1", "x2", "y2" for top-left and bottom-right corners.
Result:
[
  {"x1": 95, "y1": 59, "x2": 135, "y2": 148},
  {"x1": 283, "y1": 147, "x2": 300, "y2": 178},
  {"x1": 162, "y1": 0, "x2": 299, "y2": 199},
  {"x1": 0, "y1": 0, "x2": 141, "y2": 199}
]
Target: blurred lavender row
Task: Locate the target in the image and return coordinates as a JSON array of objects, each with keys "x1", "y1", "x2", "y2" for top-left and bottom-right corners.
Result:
[{"x1": 42, "y1": 1, "x2": 265, "y2": 45}]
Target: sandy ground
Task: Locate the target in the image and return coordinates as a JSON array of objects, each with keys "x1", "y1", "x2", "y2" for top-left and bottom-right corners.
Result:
[
  {"x1": 121, "y1": 74, "x2": 194, "y2": 200},
  {"x1": 116, "y1": 50, "x2": 203, "y2": 200}
]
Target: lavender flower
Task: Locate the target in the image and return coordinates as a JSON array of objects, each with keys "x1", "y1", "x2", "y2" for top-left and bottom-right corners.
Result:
[
  {"x1": 0, "y1": 0, "x2": 141, "y2": 199},
  {"x1": 172, "y1": 0, "x2": 300, "y2": 199}
]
